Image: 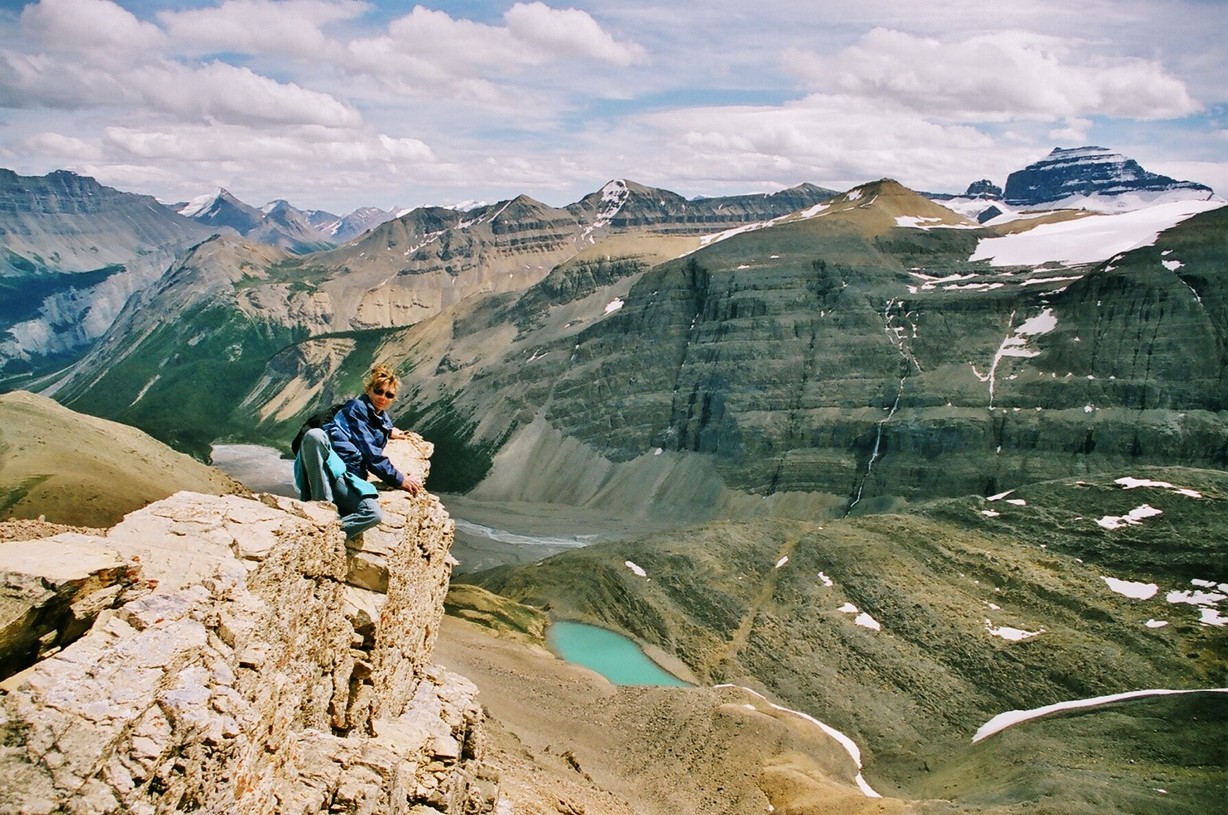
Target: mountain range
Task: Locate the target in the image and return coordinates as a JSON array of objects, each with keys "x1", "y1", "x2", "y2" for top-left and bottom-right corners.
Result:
[
  {"x1": 5, "y1": 148, "x2": 1220, "y2": 507},
  {"x1": 175, "y1": 188, "x2": 399, "y2": 251}
]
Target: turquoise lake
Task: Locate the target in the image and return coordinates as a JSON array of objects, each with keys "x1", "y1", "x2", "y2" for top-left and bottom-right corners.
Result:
[{"x1": 547, "y1": 620, "x2": 691, "y2": 687}]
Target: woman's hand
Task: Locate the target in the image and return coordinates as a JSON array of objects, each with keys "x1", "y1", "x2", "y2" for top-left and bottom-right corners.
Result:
[
  {"x1": 390, "y1": 427, "x2": 408, "y2": 440},
  {"x1": 402, "y1": 475, "x2": 423, "y2": 495}
]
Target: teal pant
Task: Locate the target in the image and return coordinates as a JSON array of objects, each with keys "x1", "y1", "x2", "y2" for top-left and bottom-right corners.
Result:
[{"x1": 295, "y1": 428, "x2": 383, "y2": 538}]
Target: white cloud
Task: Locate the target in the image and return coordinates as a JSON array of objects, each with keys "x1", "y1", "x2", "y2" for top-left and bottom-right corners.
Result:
[
  {"x1": 1149, "y1": 159, "x2": 1228, "y2": 197},
  {"x1": 1049, "y1": 117, "x2": 1091, "y2": 145},
  {"x1": 104, "y1": 122, "x2": 431, "y2": 169},
  {"x1": 344, "y1": 3, "x2": 644, "y2": 82},
  {"x1": 608, "y1": 93, "x2": 1016, "y2": 194},
  {"x1": 4, "y1": 1, "x2": 358, "y2": 128},
  {"x1": 20, "y1": 0, "x2": 166, "y2": 61},
  {"x1": 796, "y1": 28, "x2": 1199, "y2": 122},
  {"x1": 98, "y1": 120, "x2": 444, "y2": 208},
  {"x1": 134, "y1": 61, "x2": 360, "y2": 127},
  {"x1": 0, "y1": 0, "x2": 1221, "y2": 213},
  {"x1": 158, "y1": 0, "x2": 363, "y2": 59},
  {"x1": 23, "y1": 131, "x2": 102, "y2": 161},
  {"x1": 503, "y1": 2, "x2": 648, "y2": 66}
]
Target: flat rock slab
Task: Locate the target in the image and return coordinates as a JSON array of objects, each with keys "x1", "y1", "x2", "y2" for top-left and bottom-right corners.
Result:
[{"x1": 1, "y1": 534, "x2": 142, "y2": 680}]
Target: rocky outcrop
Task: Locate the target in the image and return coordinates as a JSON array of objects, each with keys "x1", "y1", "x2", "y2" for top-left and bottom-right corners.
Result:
[
  {"x1": 963, "y1": 179, "x2": 1002, "y2": 199},
  {"x1": 0, "y1": 438, "x2": 494, "y2": 814}
]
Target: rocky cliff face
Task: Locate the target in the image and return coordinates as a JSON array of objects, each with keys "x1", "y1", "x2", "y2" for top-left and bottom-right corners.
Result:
[
  {"x1": 380, "y1": 180, "x2": 1227, "y2": 514},
  {"x1": 566, "y1": 179, "x2": 836, "y2": 235},
  {"x1": 0, "y1": 438, "x2": 495, "y2": 814},
  {"x1": 0, "y1": 170, "x2": 213, "y2": 378}
]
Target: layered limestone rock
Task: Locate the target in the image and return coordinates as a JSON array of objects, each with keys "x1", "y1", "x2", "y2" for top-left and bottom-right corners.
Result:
[{"x1": 0, "y1": 438, "x2": 492, "y2": 814}]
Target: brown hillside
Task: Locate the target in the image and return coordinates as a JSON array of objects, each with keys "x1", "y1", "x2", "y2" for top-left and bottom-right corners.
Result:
[{"x1": 0, "y1": 391, "x2": 248, "y2": 527}]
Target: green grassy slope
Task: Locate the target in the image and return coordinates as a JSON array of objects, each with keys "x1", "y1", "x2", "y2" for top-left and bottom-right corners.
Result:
[{"x1": 456, "y1": 466, "x2": 1228, "y2": 810}]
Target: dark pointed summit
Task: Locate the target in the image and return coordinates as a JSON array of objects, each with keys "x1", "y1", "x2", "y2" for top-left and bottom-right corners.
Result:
[{"x1": 1004, "y1": 146, "x2": 1213, "y2": 207}]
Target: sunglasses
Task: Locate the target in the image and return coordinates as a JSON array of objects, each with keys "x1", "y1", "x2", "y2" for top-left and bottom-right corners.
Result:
[{"x1": 372, "y1": 386, "x2": 398, "y2": 399}]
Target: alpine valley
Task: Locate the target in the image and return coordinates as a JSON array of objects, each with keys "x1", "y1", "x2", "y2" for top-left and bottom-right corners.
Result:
[{"x1": 2, "y1": 146, "x2": 1226, "y2": 814}]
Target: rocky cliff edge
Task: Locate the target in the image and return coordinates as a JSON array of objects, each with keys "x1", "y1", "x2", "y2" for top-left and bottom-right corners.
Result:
[{"x1": 0, "y1": 437, "x2": 496, "y2": 814}]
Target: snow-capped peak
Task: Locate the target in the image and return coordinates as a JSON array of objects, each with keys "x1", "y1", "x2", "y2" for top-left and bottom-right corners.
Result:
[
  {"x1": 580, "y1": 179, "x2": 631, "y2": 241},
  {"x1": 447, "y1": 199, "x2": 490, "y2": 212},
  {"x1": 178, "y1": 190, "x2": 225, "y2": 218}
]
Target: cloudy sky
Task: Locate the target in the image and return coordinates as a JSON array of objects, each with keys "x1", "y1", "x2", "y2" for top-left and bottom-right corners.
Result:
[{"x1": 0, "y1": 0, "x2": 1224, "y2": 214}]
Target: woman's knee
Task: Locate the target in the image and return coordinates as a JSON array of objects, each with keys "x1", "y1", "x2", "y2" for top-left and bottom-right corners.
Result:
[
  {"x1": 364, "y1": 498, "x2": 384, "y2": 524},
  {"x1": 302, "y1": 427, "x2": 328, "y2": 449}
]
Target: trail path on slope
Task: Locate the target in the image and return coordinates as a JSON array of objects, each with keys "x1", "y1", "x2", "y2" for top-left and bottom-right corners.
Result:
[{"x1": 699, "y1": 533, "x2": 800, "y2": 677}]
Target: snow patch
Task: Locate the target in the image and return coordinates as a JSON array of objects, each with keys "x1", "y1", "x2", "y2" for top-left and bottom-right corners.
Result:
[
  {"x1": 1115, "y1": 476, "x2": 1201, "y2": 498},
  {"x1": 715, "y1": 685, "x2": 881, "y2": 798},
  {"x1": 974, "y1": 688, "x2": 1228, "y2": 743},
  {"x1": 1167, "y1": 583, "x2": 1227, "y2": 626},
  {"x1": 604, "y1": 297, "x2": 624, "y2": 314},
  {"x1": 1101, "y1": 576, "x2": 1159, "y2": 600},
  {"x1": 984, "y1": 620, "x2": 1043, "y2": 641},
  {"x1": 178, "y1": 192, "x2": 220, "y2": 218},
  {"x1": 581, "y1": 179, "x2": 631, "y2": 241},
  {"x1": 624, "y1": 560, "x2": 647, "y2": 578},
  {"x1": 978, "y1": 308, "x2": 1058, "y2": 406},
  {"x1": 838, "y1": 603, "x2": 882, "y2": 631},
  {"x1": 1096, "y1": 504, "x2": 1162, "y2": 530},
  {"x1": 854, "y1": 613, "x2": 881, "y2": 631},
  {"x1": 895, "y1": 215, "x2": 943, "y2": 229}
]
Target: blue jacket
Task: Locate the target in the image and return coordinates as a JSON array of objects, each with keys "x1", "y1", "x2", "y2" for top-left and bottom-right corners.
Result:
[{"x1": 326, "y1": 394, "x2": 405, "y2": 487}]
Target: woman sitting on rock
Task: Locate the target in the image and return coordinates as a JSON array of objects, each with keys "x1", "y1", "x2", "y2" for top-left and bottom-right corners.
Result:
[{"x1": 294, "y1": 364, "x2": 423, "y2": 538}]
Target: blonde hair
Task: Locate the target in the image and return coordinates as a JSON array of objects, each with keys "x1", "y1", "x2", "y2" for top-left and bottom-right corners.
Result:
[{"x1": 365, "y1": 364, "x2": 400, "y2": 393}]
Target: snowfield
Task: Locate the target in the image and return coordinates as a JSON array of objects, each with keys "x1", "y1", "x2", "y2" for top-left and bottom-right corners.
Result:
[{"x1": 969, "y1": 199, "x2": 1225, "y2": 267}]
